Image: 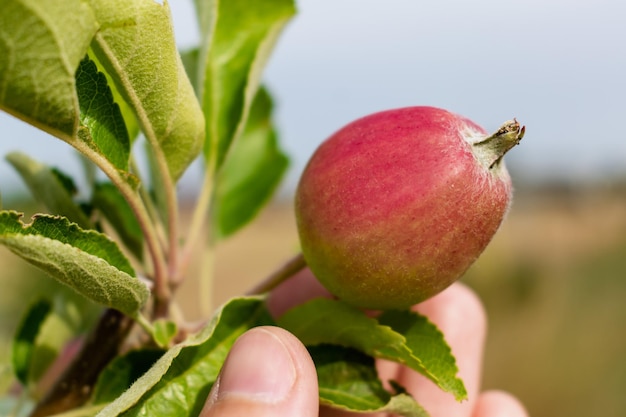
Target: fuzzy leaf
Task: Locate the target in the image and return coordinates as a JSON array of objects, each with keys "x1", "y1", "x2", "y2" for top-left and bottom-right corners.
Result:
[
  {"x1": 194, "y1": 0, "x2": 296, "y2": 169},
  {"x1": 312, "y1": 345, "x2": 429, "y2": 417},
  {"x1": 75, "y1": 55, "x2": 131, "y2": 172},
  {"x1": 0, "y1": 0, "x2": 98, "y2": 138},
  {"x1": 0, "y1": 211, "x2": 148, "y2": 316},
  {"x1": 378, "y1": 310, "x2": 467, "y2": 401},
  {"x1": 6, "y1": 152, "x2": 92, "y2": 229},
  {"x1": 278, "y1": 298, "x2": 467, "y2": 400},
  {"x1": 92, "y1": 182, "x2": 144, "y2": 260},
  {"x1": 97, "y1": 297, "x2": 272, "y2": 417},
  {"x1": 12, "y1": 299, "x2": 52, "y2": 385},
  {"x1": 213, "y1": 87, "x2": 289, "y2": 239},
  {"x1": 89, "y1": 0, "x2": 205, "y2": 180}
]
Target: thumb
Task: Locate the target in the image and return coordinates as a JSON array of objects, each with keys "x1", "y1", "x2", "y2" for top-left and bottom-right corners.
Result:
[{"x1": 200, "y1": 326, "x2": 319, "y2": 417}]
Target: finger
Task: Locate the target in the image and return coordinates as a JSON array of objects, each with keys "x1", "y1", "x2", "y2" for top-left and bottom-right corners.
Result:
[
  {"x1": 472, "y1": 391, "x2": 529, "y2": 417},
  {"x1": 200, "y1": 326, "x2": 319, "y2": 417},
  {"x1": 396, "y1": 283, "x2": 487, "y2": 417},
  {"x1": 266, "y1": 267, "x2": 333, "y2": 317}
]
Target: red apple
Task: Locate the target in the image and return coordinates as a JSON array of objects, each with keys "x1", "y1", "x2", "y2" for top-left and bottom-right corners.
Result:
[{"x1": 295, "y1": 106, "x2": 524, "y2": 309}]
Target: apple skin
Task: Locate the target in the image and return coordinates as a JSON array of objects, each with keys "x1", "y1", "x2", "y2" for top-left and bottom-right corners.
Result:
[{"x1": 295, "y1": 106, "x2": 519, "y2": 310}]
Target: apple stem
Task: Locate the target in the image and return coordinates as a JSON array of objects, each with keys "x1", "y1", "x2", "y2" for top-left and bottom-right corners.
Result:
[
  {"x1": 472, "y1": 119, "x2": 525, "y2": 169},
  {"x1": 247, "y1": 253, "x2": 307, "y2": 295}
]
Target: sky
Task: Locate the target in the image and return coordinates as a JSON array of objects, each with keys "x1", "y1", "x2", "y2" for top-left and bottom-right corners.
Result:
[{"x1": 1, "y1": 0, "x2": 625, "y2": 196}]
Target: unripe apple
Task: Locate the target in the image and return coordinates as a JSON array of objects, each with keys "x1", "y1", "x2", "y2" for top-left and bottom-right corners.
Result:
[{"x1": 295, "y1": 106, "x2": 524, "y2": 310}]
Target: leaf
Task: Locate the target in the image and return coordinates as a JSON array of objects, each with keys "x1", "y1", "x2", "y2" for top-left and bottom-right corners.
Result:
[
  {"x1": 6, "y1": 152, "x2": 92, "y2": 229},
  {"x1": 0, "y1": 211, "x2": 148, "y2": 317},
  {"x1": 278, "y1": 298, "x2": 467, "y2": 400},
  {"x1": 312, "y1": 345, "x2": 430, "y2": 417},
  {"x1": 27, "y1": 291, "x2": 101, "y2": 390},
  {"x1": 213, "y1": 87, "x2": 289, "y2": 239},
  {"x1": 12, "y1": 299, "x2": 52, "y2": 385},
  {"x1": 75, "y1": 55, "x2": 131, "y2": 172},
  {"x1": 0, "y1": 0, "x2": 98, "y2": 139},
  {"x1": 194, "y1": 0, "x2": 296, "y2": 169},
  {"x1": 87, "y1": 51, "x2": 141, "y2": 143},
  {"x1": 179, "y1": 47, "x2": 200, "y2": 96},
  {"x1": 278, "y1": 298, "x2": 409, "y2": 354},
  {"x1": 89, "y1": 0, "x2": 205, "y2": 180},
  {"x1": 97, "y1": 297, "x2": 272, "y2": 417},
  {"x1": 152, "y1": 319, "x2": 177, "y2": 348},
  {"x1": 92, "y1": 349, "x2": 165, "y2": 405},
  {"x1": 92, "y1": 182, "x2": 144, "y2": 261},
  {"x1": 378, "y1": 310, "x2": 467, "y2": 400}
]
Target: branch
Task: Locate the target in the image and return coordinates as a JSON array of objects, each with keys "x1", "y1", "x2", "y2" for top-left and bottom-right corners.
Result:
[
  {"x1": 247, "y1": 253, "x2": 307, "y2": 295},
  {"x1": 29, "y1": 309, "x2": 135, "y2": 417}
]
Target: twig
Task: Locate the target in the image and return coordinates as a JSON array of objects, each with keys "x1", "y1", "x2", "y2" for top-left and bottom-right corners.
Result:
[
  {"x1": 29, "y1": 309, "x2": 135, "y2": 417},
  {"x1": 247, "y1": 253, "x2": 307, "y2": 295}
]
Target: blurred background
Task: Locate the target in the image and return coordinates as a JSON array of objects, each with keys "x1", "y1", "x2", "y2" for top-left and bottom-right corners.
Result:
[{"x1": 1, "y1": 0, "x2": 625, "y2": 416}]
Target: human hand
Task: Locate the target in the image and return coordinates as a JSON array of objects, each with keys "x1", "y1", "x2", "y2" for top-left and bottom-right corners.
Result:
[{"x1": 200, "y1": 269, "x2": 529, "y2": 417}]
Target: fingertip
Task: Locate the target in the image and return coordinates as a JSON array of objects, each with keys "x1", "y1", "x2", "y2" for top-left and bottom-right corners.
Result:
[
  {"x1": 473, "y1": 390, "x2": 529, "y2": 417},
  {"x1": 201, "y1": 326, "x2": 318, "y2": 417}
]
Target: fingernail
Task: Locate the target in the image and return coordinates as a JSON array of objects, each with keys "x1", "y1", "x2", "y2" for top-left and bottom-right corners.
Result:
[{"x1": 216, "y1": 327, "x2": 297, "y2": 404}]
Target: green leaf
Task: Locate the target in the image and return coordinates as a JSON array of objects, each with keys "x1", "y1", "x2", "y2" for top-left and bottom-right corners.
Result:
[
  {"x1": 195, "y1": 0, "x2": 296, "y2": 169},
  {"x1": 87, "y1": 51, "x2": 141, "y2": 143},
  {"x1": 278, "y1": 298, "x2": 408, "y2": 354},
  {"x1": 27, "y1": 291, "x2": 101, "y2": 390},
  {"x1": 0, "y1": 211, "x2": 148, "y2": 317},
  {"x1": 378, "y1": 310, "x2": 467, "y2": 401},
  {"x1": 92, "y1": 182, "x2": 144, "y2": 260},
  {"x1": 179, "y1": 47, "x2": 200, "y2": 96},
  {"x1": 12, "y1": 299, "x2": 52, "y2": 385},
  {"x1": 97, "y1": 297, "x2": 272, "y2": 417},
  {"x1": 213, "y1": 87, "x2": 289, "y2": 239},
  {"x1": 89, "y1": 0, "x2": 205, "y2": 180},
  {"x1": 75, "y1": 55, "x2": 131, "y2": 172},
  {"x1": 278, "y1": 298, "x2": 467, "y2": 401},
  {"x1": 92, "y1": 349, "x2": 165, "y2": 404},
  {"x1": 6, "y1": 152, "x2": 92, "y2": 229},
  {"x1": 152, "y1": 319, "x2": 177, "y2": 349},
  {"x1": 312, "y1": 345, "x2": 429, "y2": 417},
  {"x1": 0, "y1": 0, "x2": 98, "y2": 139}
]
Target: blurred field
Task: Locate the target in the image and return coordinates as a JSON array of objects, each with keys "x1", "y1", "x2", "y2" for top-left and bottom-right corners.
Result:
[{"x1": 2, "y1": 183, "x2": 626, "y2": 416}]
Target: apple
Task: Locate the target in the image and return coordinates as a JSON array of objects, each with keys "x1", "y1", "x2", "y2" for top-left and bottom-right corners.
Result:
[{"x1": 295, "y1": 106, "x2": 524, "y2": 309}]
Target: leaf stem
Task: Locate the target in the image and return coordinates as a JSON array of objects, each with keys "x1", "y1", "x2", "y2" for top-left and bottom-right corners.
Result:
[
  {"x1": 130, "y1": 157, "x2": 168, "y2": 251},
  {"x1": 198, "y1": 239, "x2": 217, "y2": 317},
  {"x1": 93, "y1": 33, "x2": 182, "y2": 311},
  {"x1": 70, "y1": 140, "x2": 170, "y2": 303},
  {"x1": 177, "y1": 167, "x2": 215, "y2": 284},
  {"x1": 126, "y1": 113, "x2": 179, "y2": 309},
  {"x1": 134, "y1": 312, "x2": 155, "y2": 335},
  {"x1": 248, "y1": 253, "x2": 307, "y2": 295},
  {"x1": 177, "y1": 165, "x2": 217, "y2": 317}
]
